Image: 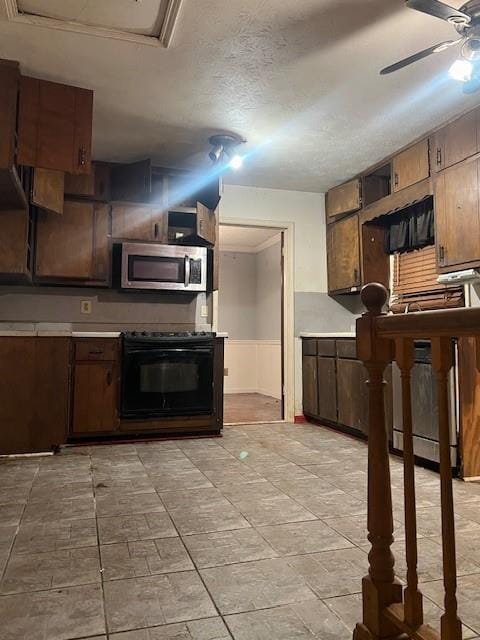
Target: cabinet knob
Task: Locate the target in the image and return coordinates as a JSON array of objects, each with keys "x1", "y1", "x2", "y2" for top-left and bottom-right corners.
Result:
[
  {"x1": 436, "y1": 148, "x2": 442, "y2": 167},
  {"x1": 394, "y1": 173, "x2": 399, "y2": 187},
  {"x1": 78, "y1": 147, "x2": 87, "y2": 166},
  {"x1": 439, "y1": 245, "x2": 445, "y2": 264},
  {"x1": 106, "y1": 368, "x2": 112, "y2": 386}
]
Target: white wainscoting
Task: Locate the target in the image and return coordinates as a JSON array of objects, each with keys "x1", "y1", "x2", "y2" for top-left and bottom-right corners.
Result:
[{"x1": 224, "y1": 340, "x2": 282, "y2": 399}]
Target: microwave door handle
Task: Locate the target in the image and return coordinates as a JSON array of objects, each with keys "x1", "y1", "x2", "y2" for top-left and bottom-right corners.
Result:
[{"x1": 184, "y1": 256, "x2": 190, "y2": 287}]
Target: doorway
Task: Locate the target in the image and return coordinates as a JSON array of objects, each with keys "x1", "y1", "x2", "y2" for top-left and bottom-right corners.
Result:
[{"x1": 217, "y1": 224, "x2": 285, "y2": 425}]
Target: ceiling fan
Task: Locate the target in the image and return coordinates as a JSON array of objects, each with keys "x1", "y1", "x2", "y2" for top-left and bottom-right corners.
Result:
[{"x1": 381, "y1": 0, "x2": 480, "y2": 88}]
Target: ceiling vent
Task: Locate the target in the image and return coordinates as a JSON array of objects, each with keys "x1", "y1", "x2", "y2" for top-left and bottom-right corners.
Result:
[{"x1": 2, "y1": 0, "x2": 183, "y2": 47}]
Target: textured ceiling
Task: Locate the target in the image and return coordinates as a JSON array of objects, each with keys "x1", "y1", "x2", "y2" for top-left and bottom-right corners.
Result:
[{"x1": 0, "y1": 0, "x2": 479, "y2": 192}]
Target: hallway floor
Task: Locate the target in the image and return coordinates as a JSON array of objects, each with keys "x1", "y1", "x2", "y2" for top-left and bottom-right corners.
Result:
[
  {"x1": 1, "y1": 423, "x2": 480, "y2": 639},
  {"x1": 224, "y1": 393, "x2": 282, "y2": 424}
]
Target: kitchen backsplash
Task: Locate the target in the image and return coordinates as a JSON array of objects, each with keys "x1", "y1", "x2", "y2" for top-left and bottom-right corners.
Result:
[{"x1": 0, "y1": 286, "x2": 211, "y2": 331}]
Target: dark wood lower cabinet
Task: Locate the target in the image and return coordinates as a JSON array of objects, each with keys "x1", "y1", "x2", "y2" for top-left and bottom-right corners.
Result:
[
  {"x1": 72, "y1": 362, "x2": 119, "y2": 434},
  {"x1": 302, "y1": 355, "x2": 318, "y2": 417},
  {"x1": 302, "y1": 337, "x2": 392, "y2": 440},
  {"x1": 317, "y1": 356, "x2": 337, "y2": 423},
  {"x1": 337, "y1": 358, "x2": 369, "y2": 435},
  {"x1": 0, "y1": 337, "x2": 70, "y2": 454}
]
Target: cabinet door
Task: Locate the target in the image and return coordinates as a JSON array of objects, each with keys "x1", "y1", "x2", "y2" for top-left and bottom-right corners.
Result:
[
  {"x1": 327, "y1": 215, "x2": 361, "y2": 293},
  {"x1": 337, "y1": 358, "x2": 369, "y2": 434},
  {"x1": 434, "y1": 109, "x2": 480, "y2": 172},
  {"x1": 111, "y1": 159, "x2": 152, "y2": 202},
  {"x1": 0, "y1": 59, "x2": 18, "y2": 171},
  {"x1": 196, "y1": 202, "x2": 216, "y2": 245},
  {"x1": 36, "y1": 200, "x2": 99, "y2": 279},
  {"x1": 32, "y1": 168, "x2": 64, "y2": 214},
  {"x1": 361, "y1": 224, "x2": 389, "y2": 289},
  {"x1": 327, "y1": 179, "x2": 362, "y2": 219},
  {"x1": 111, "y1": 203, "x2": 161, "y2": 241},
  {"x1": 0, "y1": 208, "x2": 30, "y2": 279},
  {"x1": 65, "y1": 162, "x2": 111, "y2": 200},
  {"x1": 392, "y1": 139, "x2": 430, "y2": 192},
  {"x1": 317, "y1": 356, "x2": 337, "y2": 422},
  {"x1": 302, "y1": 355, "x2": 318, "y2": 416},
  {"x1": 435, "y1": 158, "x2": 480, "y2": 269},
  {"x1": 72, "y1": 362, "x2": 118, "y2": 433},
  {"x1": 18, "y1": 77, "x2": 93, "y2": 175}
]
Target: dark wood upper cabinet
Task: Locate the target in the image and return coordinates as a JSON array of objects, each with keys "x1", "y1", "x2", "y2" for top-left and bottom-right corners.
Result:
[
  {"x1": 326, "y1": 178, "x2": 362, "y2": 220},
  {"x1": 32, "y1": 168, "x2": 64, "y2": 214},
  {"x1": 0, "y1": 207, "x2": 32, "y2": 281},
  {"x1": 392, "y1": 139, "x2": 430, "y2": 192},
  {"x1": 327, "y1": 214, "x2": 361, "y2": 294},
  {"x1": 35, "y1": 200, "x2": 111, "y2": 284},
  {"x1": 17, "y1": 76, "x2": 93, "y2": 175},
  {"x1": 111, "y1": 203, "x2": 167, "y2": 243},
  {"x1": 111, "y1": 159, "x2": 152, "y2": 203},
  {"x1": 0, "y1": 59, "x2": 27, "y2": 210},
  {"x1": 434, "y1": 108, "x2": 480, "y2": 172},
  {"x1": 435, "y1": 156, "x2": 480, "y2": 270},
  {"x1": 64, "y1": 162, "x2": 111, "y2": 201},
  {"x1": 196, "y1": 202, "x2": 216, "y2": 245}
]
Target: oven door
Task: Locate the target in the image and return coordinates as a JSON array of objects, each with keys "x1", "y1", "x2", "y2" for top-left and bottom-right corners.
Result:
[
  {"x1": 122, "y1": 342, "x2": 214, "y2": 418},
  {"x1": 121, "y1": 243, "x2": 207, "y2": 292}
]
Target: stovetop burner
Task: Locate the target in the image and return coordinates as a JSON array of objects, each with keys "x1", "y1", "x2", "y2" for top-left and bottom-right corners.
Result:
[{"x1": 122, "y1": 330, "x2": 215, "y2": 340}]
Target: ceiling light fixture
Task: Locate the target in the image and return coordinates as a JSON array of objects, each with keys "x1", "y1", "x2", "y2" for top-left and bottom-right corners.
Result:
[
  {"x1": 449, "y1": 58, "x2": 473, "y2": 81},
  {"x1": 208, "y1": 134, "x2": 245, "y2": 170}
]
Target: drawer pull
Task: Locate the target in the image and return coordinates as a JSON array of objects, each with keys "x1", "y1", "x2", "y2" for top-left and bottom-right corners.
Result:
[{"x1": 89, "y1": 349, "x2": 104, "y2": 355}]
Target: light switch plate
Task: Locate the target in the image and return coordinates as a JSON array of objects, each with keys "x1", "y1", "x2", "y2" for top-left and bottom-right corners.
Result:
[
  {"x1": 80, "y1": 300, "x2": 92, "y2": 314},
  {"x1": 200, "y1": 305, "x2": 209, "y2": 318}
]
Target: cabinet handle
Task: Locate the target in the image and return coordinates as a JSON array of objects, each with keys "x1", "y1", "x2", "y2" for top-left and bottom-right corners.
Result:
[
  {"x1": 436, "y1": 148, "x2": 442, "y2": 167},
  {"x1": 394, "y1": 173, "x2": 399, "y2": 187},
  {"x1": 354, "y1": 268, "x2": 359, "y2": 283},
  {"x1": 78, "y1": 146, "x2": 87, "y2": 166},
  {"x1": 154, "y1": 223, "x2": 159, "y2": 239},
  {"x1": 107, "y1": 369, "x2": 112, "y2": 386},
  {"x1": 439, "y1": 245, "x2": 445, "y2": 264},
  {"x1": 89, "y1": 349, "x2": 104, "y2": 355}
]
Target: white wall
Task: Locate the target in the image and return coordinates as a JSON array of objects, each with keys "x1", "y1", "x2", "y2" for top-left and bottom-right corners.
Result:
[
  {"x1": 218, "y1": 252, "x2": 257, "y2": 340},
  {"x1": 224, "y1": 340, "x2": 282, "y2": 399},
  {"x1": 220, "y1": 184, "x2": 358, "y2": 416}
]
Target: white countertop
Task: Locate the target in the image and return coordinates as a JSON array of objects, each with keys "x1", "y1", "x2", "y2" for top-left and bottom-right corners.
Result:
[
  {"x1": 0, "y1": 325, "x2": 227, "y2": 338},
  {"x1": 300, "y1": 332, "x2": 356, "y2": 338}
]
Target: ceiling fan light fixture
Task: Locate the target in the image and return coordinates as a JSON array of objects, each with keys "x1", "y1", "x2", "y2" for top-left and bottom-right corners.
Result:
[
  {"x1": 228, "y1": 154, "x2": 243, "y2": 170},
  {"x1": 208, "y1": 134, "x2": 245, "y2": 168},
  {"x1": 449, "y1": 58, "x2": 473, "y2": 82}
]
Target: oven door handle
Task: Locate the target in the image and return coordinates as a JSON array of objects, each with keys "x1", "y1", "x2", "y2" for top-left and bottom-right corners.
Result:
[
  {"x1": 126, "y1": 348, "x2": 213, "y2": 355},
  {"x1": 184, "y1": 256, "x2": 191, "y2": 287}
]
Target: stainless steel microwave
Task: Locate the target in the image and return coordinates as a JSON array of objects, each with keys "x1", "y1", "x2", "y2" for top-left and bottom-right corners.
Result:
[{"x1": 121, "y1": 243, "x2": 207, "y2": 292}]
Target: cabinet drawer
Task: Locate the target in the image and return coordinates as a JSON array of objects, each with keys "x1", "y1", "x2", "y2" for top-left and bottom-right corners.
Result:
[
  {"x1": 74, "y1": 339, "x2": 119, "y2": 361},
  {"x1": 336, "y1": 340, "x2": 357, "y2": 359},
  {"x1": 302, "y1": 338, "x2": 317, "y2": 356},
  {"x1": 317, "y1": 339, "x2": 335, "y2": 357}
]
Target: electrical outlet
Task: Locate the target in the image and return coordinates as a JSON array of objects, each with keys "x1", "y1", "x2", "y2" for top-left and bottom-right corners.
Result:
[
  {"x1": 224, "y1": 367, "x2": 229, "y2": 376},
  {"x1": 80, "y1": 300, "x2": 92, "y2": 314},
  {"x1": 201, "y1": 305, "x2": 209, "y2": 318}
]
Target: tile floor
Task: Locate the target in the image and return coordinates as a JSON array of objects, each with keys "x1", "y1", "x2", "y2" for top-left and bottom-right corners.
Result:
[
  {"x1": 224, "y1": 393, "x2": 282, "y2": 424},
  {"x1": 1, "y1": 422, "x2": 480, "y2": 639}
]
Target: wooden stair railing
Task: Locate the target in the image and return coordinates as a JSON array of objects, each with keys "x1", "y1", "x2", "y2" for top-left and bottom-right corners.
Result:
[{"x1": 354, "y1": 282, "x2": 479, "y2": 640}]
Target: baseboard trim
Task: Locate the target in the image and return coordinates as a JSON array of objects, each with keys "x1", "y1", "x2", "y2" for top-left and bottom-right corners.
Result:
[{"x1": 294, "y1": 415, "x2": 307, "y2": 424}]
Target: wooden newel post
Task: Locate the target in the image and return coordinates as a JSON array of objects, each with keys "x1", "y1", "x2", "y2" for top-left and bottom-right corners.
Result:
[{"x1": 354, "y1": 283, "x2": 403, "y2": 640}]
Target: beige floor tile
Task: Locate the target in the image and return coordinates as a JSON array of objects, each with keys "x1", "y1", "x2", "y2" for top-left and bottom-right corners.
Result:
[
  {"x1": 200, "y1": 557, "x2": 317, "y2": 615},
  {"x1": 98, "y1": 513, "x2": 177, "y2": 544},
  {"x1": 21, "y1": 497, "x2": 95, "y2": 524},
  {"x1": 183, "y1": 528, "x2": 279, "y2": 568},
  {"x1": 1, "y1": 545, "x2": 101, "y2": 593},
  {"x1": 104, "y1": 572, "x2": 216, "y2": 632},
  {"x1": 0, "y1": 583, "x2": 105, "y2": 640},
  {"x1": 13, "y1": 518, "x2": 98, "y2": 554},
  {"x1": 109, "y1": 618, "x2": 230, "y2": 639},
  {"x1": 257, "y1": 520, "x2": 353, "y2": 556},
  {"x1": 150, "y1": 469, "x2": 213, "y2": 492},
  {"x1": 0, "y1": 503, "x2": 24, "y2": 526},
  {"x1": 225, "y1": 600, "x2": 352, "y2": 639},
  {"x1": 286, "y1": 548, "x2": 368, "y2": 598},
  {"x1": 96, "y1": 491, "x2": 165, "y2": 517},
  {"x1": 160, "y1": 487, "x2": 225, "y2": 511},
  {"x1": 29, "y1": 481, "x2": 94, "y2": 503},
  {"x1": 234, "y1": 495, "x2": 317, "y2": 527},
  {"x1": 94, "y1": 476, "x2": 156, "y2": 495},
  {"x1": 168, "y1": 502, "x2": 250, "y2": 535},
  {"x1": 422, "y1": 575, "x2": 480, "y2": 635},
  {"x1": 100, "y1": 538, "x2": 193, "y2": 580}
]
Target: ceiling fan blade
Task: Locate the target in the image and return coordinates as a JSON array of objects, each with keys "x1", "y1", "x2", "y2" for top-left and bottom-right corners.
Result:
[
  {"x1": 380, "y1": 39, "x2": 461, "y2": 74},
  {"x1": 406, "y1": 0, "x2": 471, "y2": 24}
]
